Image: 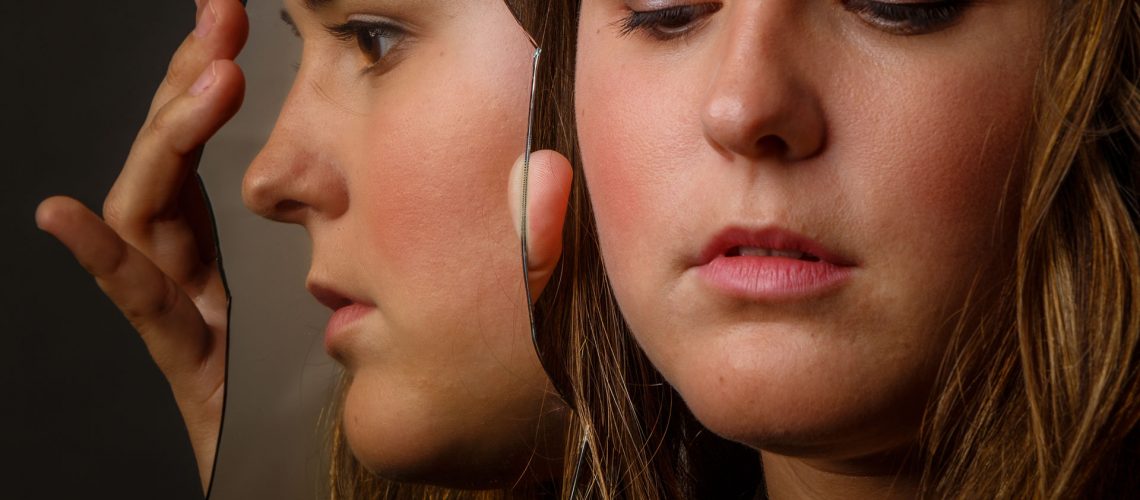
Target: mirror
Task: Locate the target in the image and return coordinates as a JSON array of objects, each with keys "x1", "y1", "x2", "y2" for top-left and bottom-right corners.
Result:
[{"x1": 11, "y1": 0, "x2": 574, "y2": 498}]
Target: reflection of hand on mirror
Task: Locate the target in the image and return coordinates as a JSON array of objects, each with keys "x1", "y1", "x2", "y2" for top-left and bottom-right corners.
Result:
[
  {"x1": 509, "y1": 150, "x2": 574, "y2": 295},
  {"x1": 33, "y1": 0, "x2": 248, "y2": 494}
]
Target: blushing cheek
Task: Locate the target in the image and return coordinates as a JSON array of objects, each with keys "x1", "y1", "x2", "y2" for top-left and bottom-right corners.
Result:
[
  {"x1": 356, "y1": 84, "x2": 521, "y2": 275},
  {"x1": 895, "y1": 65, "x2": 1033, "y2": 262},
  {"x1": 578, "y1": 46, "x2": 694, "y2": 274},
  {"x1": 578, "y1": 67, "x2": 650, "y2": 262},
  {"x1": 580, "y1": 117, "x2": 646, "y2": 241}
]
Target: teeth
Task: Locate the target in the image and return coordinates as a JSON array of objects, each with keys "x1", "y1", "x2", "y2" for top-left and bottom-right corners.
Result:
[{"x1": 736, "y1": 247, "x2": 806, "y2": 259}]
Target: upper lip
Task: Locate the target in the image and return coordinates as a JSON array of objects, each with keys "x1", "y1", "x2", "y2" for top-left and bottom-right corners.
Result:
[
  {"x1": 306, "y1": 280, "x2": 370, "y2": 311},
  {"x1": 695, "y1": 226, "x2": 857, "y2": 267}
]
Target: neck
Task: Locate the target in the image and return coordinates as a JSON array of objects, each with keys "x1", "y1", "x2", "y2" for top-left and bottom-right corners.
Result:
[{"x1": 760, "y1": 450, "x2": 920, "y2": 500}]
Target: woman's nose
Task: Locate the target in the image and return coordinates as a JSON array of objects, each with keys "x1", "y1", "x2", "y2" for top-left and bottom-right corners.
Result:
[
  {"x1": 700, "y1": 4, "x2": 826, "y2": 162},
  {"x1": 242, "y1": 82, "x2": 349, "y2": 225}
]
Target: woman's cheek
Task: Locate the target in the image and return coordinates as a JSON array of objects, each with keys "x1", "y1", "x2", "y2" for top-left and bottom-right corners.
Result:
[
  {"x1": 855, "y1": 54, "x2": 1034, "y2": 273},
  {"x1": 356, "y1": 96, "x2": 519, "y2": 270},
  {"x1": 579, "y1": 94, "x2": 643, "y2": 271},
  {"x1": 579, "y1": 70, "x2": 697, "y2": 272}
]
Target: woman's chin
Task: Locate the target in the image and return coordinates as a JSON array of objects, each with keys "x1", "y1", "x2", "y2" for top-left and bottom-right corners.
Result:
[
  {"x1": 664, "y1": 341, "x2": 932, "y2": 465},
  {"x1": 340, "y1": 374, "x2": 565, "y2": 490}
]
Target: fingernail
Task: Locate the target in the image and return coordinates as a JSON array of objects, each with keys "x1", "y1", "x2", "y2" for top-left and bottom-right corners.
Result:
[
  {"x1": 190, "y1": 62, "x2": 217, "y2": 96},
  {"x1": 194, "y1": 0, "x2": 216, "y2": 39}
]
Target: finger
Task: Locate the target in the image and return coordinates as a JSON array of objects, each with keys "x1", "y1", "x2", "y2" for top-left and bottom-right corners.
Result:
[
  {"x1": 508, "y1": 150, "x2": 573, "y2": 296},
  {"x1": 179, "y1": 174, "x2": 220, "y2": 267},
  {"x1": 148, "y1": 0, "x2": 249, "y2": 120},
  {"x1": 37, "y1": 196, "x2": 225, "y2": 494},
  {"x1": 104, "y1": 60, "x2": 244, "y2": 285},
  {"x1": 36, "y1": 196, "x2": 223, "y2": 381}
]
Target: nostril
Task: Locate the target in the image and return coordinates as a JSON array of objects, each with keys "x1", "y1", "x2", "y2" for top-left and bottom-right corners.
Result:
[
  {"x1": 755, "y1": 135, "x2": 788, "y2": 159},
  {"x1": 268, "y1": 199, "x2": 307, "y2": 222},
  {"x1": 275, "y1": 200, "x2": 305, "y2": 214}
]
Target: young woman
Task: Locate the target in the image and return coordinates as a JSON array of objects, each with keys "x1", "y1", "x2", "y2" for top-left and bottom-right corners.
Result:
[
  {"x1": 523, "y1": 0, "x2": 1138, "y2": 497},
  {"x1": 36, "y1": 0, "x2": 579, "y2": 497}
]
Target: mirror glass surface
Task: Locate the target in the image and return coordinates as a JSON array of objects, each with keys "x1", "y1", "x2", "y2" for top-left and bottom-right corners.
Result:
[{"x1": 5, "y1": 1, "x2": 555, "y2": 498}]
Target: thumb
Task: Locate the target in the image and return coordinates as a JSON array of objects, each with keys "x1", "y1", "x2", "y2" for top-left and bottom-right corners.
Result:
[{"x1": 508, "y1": 149, "x2": 573, "y2": 298}]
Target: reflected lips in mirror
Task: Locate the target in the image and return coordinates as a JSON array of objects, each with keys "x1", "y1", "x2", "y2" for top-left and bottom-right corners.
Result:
[{"x1": 308, "y1": 282, "x2": 376, "y2": 355}]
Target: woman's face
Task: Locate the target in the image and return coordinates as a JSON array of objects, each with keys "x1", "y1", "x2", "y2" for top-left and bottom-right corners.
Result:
[
  {"x1": 577, "y1": 0, "x2": 1046, "y2": 466},
  {"x1": 242, "y1": 0, "x2": 562, "y2": 487}
]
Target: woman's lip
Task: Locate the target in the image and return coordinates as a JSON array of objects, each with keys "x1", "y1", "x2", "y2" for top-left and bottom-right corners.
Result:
[
  {"x1": 324, "y1": 303, "x2": 374, "y2": 354},
  {"x1": 697, "y1": 256, "x2": 853, "y2": 302},
  {"x1": 306, "y1": 281, "x2": 376, "y2": 356},
  {"x1": 693, "y1": 226, "x2": 856, "y2": 302},
  {"x1": 308, "y1": 282, "x2": 358, "y2": 311},
  {"x1": 695, "y1": 226, "x2": 856, "y2": 267}
]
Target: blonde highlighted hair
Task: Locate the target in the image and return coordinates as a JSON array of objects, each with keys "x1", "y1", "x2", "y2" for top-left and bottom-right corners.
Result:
[{"x1": 923, "y1": 0, "x2": 1140, "y2": 497}]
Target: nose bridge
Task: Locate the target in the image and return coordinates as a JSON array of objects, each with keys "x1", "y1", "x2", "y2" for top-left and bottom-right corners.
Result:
[
  {"x1": 701, "y1": 2, "x2": 825, "y2": 161},
  {"x1": 242, "y1": 69, "x2": 349, "y2": 224}
]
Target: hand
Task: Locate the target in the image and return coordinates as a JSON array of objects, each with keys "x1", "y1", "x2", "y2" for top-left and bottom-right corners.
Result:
[
  {"x1": 35, "y1": 0, "x2": 248, "y2": 494},
  {"x1": 508, "y1": 150, "x2": 574, "y2": 297}
]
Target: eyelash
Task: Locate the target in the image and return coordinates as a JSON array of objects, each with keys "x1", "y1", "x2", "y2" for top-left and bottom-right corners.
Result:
[
  {"x1": 618, "y1": 3, "x2": 722, "y2": 40},
  {"x1": 618, "y1": 0, "x2": 972, "y2": 40},
  {"x1": 843, "y1": 0, "x2": 972, "y2": 35},
  {"x1": 324, "y1": 20, "x2": 406, "y2": 75}
]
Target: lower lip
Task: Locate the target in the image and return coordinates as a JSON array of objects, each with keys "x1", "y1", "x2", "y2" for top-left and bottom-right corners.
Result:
[
  {"x1": 324, "y1": 303, "x2": 374, "y2": 352},
  {"x1": 696, "y1": 255, "x2": 853, "y2": 301}
]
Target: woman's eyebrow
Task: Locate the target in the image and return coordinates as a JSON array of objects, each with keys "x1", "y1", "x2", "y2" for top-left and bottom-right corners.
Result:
[
  {"x1": 303, "y1": 0, "x2": 336, "y2": 12},
  {"x1": 279, "y1": 9, "x2": 301, "y2": 37},
  {"x1": 282, "y1": 0, "x2": 340, "y2": 37}
]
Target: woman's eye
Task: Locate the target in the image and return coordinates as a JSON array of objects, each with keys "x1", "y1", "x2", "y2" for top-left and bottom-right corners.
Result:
[
  {"x1": 326, "y1": 18, "x2": 405, "y2": 72},
  {"x1": 619, "y1": 3, "x2": 723, "y2": 41},
  {"x1": 841, "y1": 0, "x2": 972, "y2": 36}
]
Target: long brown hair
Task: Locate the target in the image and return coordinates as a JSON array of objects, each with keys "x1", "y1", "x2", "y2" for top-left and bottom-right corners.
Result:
[
  {"x1": 921, "y1": 1, "x2": 1140, "y2": 497},
  {"x1": 325, "y1": 1, "x2": 581, "y2": 498}
]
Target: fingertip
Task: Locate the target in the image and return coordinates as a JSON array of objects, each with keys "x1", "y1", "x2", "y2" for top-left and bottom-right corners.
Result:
[
  {"x1": 523, "y1": 150, "x2": 573, "y2": 290},
  {"x1": 528, "y1": 150, "x2": 574, "y2": 218},
  {"x1": 34, "y1": 197, "x2": 122, "y2": 276},
  {"x1": 215, "y1": 0, "x2": 251, "y2": 49},
  {"x1": 189, "y1": 59, "x2": 244, "y2": 119},
  {"x1": 35, "y1": 196, "x2": 82, "y2": 233},
  {"x1": 509, "y1": 150, "x2": 573, "y2": 247},
  {"x1": 159, "y1": 58, "x2": 245, "y2": 154},
  {"x1": 35, "y1": 197, "x2": 60, "y2": 231},
  {"x1": 528, "y1": 150, "x2": 572, "y2": 176},
  {"x1": 213, "y1": 59, "x2": 247, "y2": 104}
]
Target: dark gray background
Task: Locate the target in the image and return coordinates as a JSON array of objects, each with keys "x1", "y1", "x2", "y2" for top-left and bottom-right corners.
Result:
[{"x1": 1, "y1": 2, "x2": 334, "y2": 498}]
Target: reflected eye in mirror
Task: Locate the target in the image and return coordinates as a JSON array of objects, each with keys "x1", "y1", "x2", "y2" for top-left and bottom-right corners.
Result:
[
  {"x1": 242, "y1": 0, "x2": 578, "y2": 494},
  {"x1": 324, "y1": 16, "x2": 408, "y2": 73},
  {"x1": 279, "y1": 9, "x2": 407, "y2": 76},
  {"x1": 19, "y1": 0, "x2": 592, "y2": 498}
]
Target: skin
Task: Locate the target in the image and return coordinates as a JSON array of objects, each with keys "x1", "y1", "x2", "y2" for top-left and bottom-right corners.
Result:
[
  {"x1": 573, "y1": 0, "x2": 1047, "y2": 497},
  {"x1": 37, "y1": 0, "x2": 573, "y2": 492}
]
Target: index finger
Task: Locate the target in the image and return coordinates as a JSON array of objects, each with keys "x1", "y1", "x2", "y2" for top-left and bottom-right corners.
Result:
[{"x1": 146, "y1": 0, "x2": 248, "y2": 123}]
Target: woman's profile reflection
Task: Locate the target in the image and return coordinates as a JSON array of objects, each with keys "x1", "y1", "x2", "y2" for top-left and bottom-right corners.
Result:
[{"x1": 35, "y1": 0, "x2": 577, "y2": 497}]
